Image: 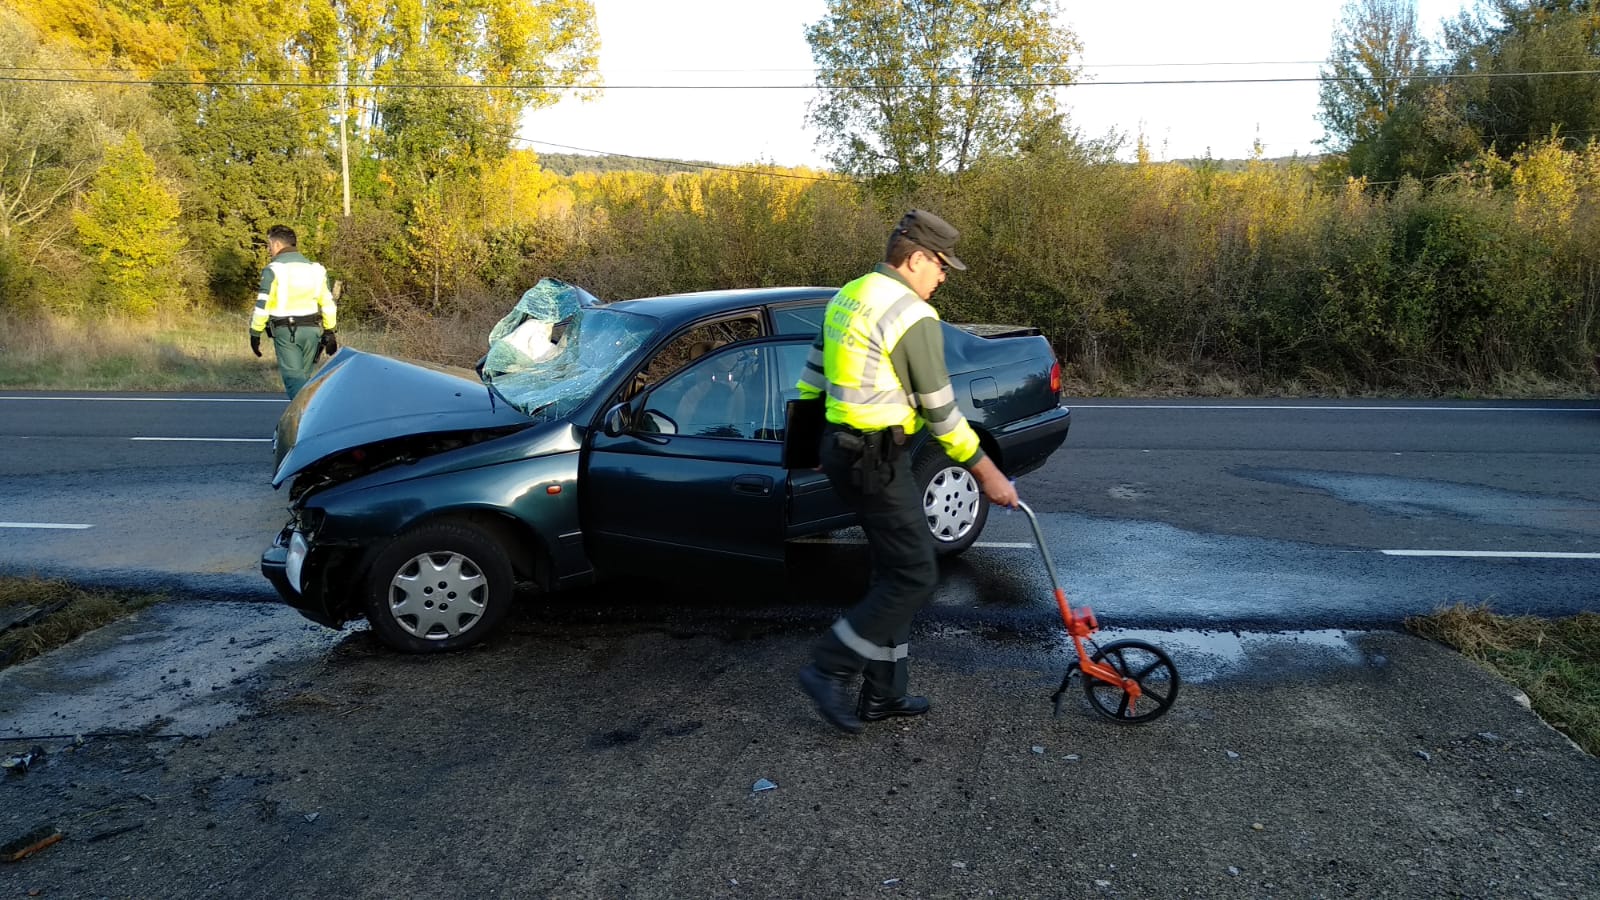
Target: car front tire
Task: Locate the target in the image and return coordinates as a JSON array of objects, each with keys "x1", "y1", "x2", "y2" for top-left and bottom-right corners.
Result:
[
  {"x1": 363, "y1": 521, "x2": 515, "y2": 653},
  {"x1": 914, "y1": 452, "x2": 988, "y2": 556}
]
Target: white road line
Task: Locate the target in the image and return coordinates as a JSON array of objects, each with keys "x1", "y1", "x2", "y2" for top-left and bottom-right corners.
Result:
[
  {"x1": 129, "y1": 437, "x2": 273, "y2": 443},
  {"x1": 0, "y1": 396, "x2": 283, "y2": 403},
  {"x1": 0, "y1": 522, "x2": 93, "y2": 530},
  {"x1": 1068, "y1": 403, "x2": 1589, "y2": 412},
  {"x1": 1381, "y1": 549, "x2": 1600, "y2": 559}
]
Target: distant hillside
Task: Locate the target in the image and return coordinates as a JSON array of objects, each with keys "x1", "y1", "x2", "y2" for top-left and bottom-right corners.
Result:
[
  {"x1": 1170, "y1": 154, "x2": 1325, "y2": 171},
  {"x1": 534, "y1": 152, "x2": 715, "y2": 177},
  {"x1": 535, "y1": 150, "x2": 1318, "y2": 177}
]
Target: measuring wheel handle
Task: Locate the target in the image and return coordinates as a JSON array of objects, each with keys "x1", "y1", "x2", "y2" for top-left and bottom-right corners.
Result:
[{"x1": 1019, "y1": 501, "x2": 1182, "y2": 724}]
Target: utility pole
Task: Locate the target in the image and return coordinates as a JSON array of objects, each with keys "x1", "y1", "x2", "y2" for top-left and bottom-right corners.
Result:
[{"x1": 339, "y1": 39, "x2": 352, "y2": 220}]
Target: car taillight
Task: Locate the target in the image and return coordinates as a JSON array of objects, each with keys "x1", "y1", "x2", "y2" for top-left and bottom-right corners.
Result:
[{"x1": 1050, "y1": 360, "x2": 1061, "y2": 395}]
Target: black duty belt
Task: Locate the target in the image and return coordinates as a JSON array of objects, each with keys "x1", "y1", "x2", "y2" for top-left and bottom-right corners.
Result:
[{"x1": 268, "y1": 315, "x2": 320, "y2": 327}]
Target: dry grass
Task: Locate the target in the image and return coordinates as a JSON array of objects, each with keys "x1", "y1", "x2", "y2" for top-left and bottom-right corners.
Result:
[
  {"x1": 1408, "y1": 604, "x2": 1600, "y2": 756},
  {"x1": 370, "y1": 291, "x2": 507, "y2": 368},
  {"x1": 4, "y1": 306, "x2": 1596, "y2": 397},
  {"x1": 1059, "y1": 357, "x2": 1599, "y2": 399},
  {"x1": 0, "y1": 310, "x2": 397, "y2": 391},
  {"x1": 0, "y1": 577, "x2": 164, "y2": 668}
]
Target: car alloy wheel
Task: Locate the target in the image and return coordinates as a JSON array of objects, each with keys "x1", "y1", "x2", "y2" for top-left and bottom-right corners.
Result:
[
  {"x1": 914, "y1": 453, "x2": 989, "y2": 555},
  {"x1": 363, "y1": 521, "x2": 515, "y2": 652}
]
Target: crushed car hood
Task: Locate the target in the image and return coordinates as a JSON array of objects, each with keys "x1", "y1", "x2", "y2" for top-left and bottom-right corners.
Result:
[{"x1": 272, "y1": 349, "x2": 534, "y2": 487}]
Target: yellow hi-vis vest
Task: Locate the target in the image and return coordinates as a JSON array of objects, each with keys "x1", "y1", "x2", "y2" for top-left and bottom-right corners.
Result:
[
  {"x1": 811, "y1": 270, "x2": 981, "y2": 463},
  {"x1": 250, "y1": 252, "x2": 336, "y2": 334}
]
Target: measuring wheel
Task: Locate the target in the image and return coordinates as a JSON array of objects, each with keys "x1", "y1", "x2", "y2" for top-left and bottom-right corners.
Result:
[{"x1": 1084, "y1": 639, "x2": 1180, "y2": 724}]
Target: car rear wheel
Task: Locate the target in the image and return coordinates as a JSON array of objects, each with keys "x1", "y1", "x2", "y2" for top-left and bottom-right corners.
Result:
[
  {"x1": 914, "y1": 452, "x2": 988, "y2": 555},
  {"x1": 363, "y1": 521, "x2": 514, "y2": 653}
]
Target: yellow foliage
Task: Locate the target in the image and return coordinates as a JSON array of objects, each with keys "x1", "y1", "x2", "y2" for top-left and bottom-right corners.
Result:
[
  {"x1": 16, "y1": 0, "x2": 186, "y2": 70},
  {"x1": 1512, "y1": 137, "x2": 1579, "y2": 233},
  {"x1": 481, "y1": 150, "x2": 563, "y2": 229}
]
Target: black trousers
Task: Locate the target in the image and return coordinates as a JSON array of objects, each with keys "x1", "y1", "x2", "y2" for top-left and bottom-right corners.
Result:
[{"x1": 812, "y1": 426, "x2": 938, "y2": 699}]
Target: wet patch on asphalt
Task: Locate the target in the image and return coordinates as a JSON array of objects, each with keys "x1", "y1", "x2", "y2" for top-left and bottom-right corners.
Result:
[{"x1": 1237, "y1": 468, "x2": 1600, "y2": 533}]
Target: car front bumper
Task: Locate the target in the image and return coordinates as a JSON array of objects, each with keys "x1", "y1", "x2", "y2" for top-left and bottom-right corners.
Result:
[{"x1": 261, "y1": 527, "x2": 351, "y2": 629}]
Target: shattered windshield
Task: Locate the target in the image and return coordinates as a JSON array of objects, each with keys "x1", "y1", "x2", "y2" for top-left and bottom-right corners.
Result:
[{"x1": 480, "y1": 279, "x2": 656, "y2": 421}]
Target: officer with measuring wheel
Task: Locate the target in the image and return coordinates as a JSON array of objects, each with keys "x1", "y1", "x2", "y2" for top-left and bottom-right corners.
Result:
[{"x1": 796, "y1": 210, "x2": 1020, "y2": 735}]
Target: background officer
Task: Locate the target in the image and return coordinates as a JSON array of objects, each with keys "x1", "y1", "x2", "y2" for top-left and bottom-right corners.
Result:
[
  {"x1": 249, "y1": 225, "x2": 338, "y2": 399},
  {"x1": 796, "y1": 210, "x2": 1020, "y2": 734}
]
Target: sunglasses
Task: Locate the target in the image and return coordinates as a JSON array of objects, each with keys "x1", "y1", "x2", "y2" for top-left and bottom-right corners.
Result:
[{"x1": 924, "y1": 249, "x2": 950, "y2": 273}]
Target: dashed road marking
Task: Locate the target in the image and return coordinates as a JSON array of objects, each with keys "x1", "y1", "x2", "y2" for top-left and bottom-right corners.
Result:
[
  {"x1": 1381, "y1": 549, "x2": 1600, "y2": 559},
  {"x1": 129, "y1": 437, "x2": 272, "y2": 443},
  {"x1": 0, "y1": 396, "x2": 283, "y2": 403},
  {"x1": 1069, "y1": 403, "x2": 1594, "y2": 412},
  {"x1": 0, "y1": 522, "x2": 93, "y2": 530}
]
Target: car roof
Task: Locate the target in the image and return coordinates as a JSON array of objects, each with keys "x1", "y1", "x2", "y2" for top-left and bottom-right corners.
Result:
[{"x1": 607, "y1": 286, "x2": 836, "y2": 326}]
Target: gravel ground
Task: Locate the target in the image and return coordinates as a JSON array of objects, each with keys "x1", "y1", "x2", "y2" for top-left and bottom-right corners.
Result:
[{"x1": 1, "y1": 614, "x2": 1597, "y2": 899}]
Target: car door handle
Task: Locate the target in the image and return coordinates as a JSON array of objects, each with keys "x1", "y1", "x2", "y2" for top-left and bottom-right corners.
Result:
[{"x1": 732, "y1": 474, "x2": 774, "y2": 496}]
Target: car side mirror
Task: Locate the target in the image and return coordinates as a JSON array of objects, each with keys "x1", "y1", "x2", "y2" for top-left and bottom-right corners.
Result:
[{"x1": 602, "y1": 401, "x2": 631, "y2": 437}]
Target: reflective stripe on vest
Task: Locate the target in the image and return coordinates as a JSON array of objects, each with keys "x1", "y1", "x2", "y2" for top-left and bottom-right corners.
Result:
[{"x1": 819, "y1": 271, "x2": 932, "y2": 434}]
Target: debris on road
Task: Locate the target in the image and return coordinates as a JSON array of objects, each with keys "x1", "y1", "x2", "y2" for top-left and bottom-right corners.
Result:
[
  {"x1": 2, "y1": 746, "x2": 46, "y2": 775},
  {"x1": 752, "y1": 778, "x2": 777, "y2": 792},
  {"x1": 2, "y1": 826, "x2": 64, "y2": 863},
  {"x1": 85, "y1": 824, "x2": 144, "y2": 844}
]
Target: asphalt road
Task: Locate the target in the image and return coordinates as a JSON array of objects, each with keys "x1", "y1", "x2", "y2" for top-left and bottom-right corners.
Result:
[
  {"x1": 1, "y1": 392, "x2": 1597, "y2": 628},
  {"x1": 3, "y1": 392, "x2": 1599, "y2": 899}
]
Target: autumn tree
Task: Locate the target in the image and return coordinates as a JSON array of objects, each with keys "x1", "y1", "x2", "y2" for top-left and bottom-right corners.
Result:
[
  {"x1": 1440, "y1": 0, "x2": 1600, "y2": 155},
  {"x1": 74, "y1": 133, "x2": 185, "y2": 316},
  {"x1": 805, "y1": 0, "x2": 1080, "y2": 182},
  {"x1": 1318, "y1": 0, "x2": 1428, "y2": 157},
  {"x1": 0, "y1": 11, "x2": 112, "y2": 244}
]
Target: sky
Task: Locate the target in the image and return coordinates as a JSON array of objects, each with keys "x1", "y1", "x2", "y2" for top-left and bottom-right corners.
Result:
[{"x1": 519, "y1": 0, "x2": 1474, "y2": 168}]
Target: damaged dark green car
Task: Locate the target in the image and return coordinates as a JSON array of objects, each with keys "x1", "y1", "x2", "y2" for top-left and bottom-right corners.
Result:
[{"x1": 261, "y1": 280, "x2": 1071, "y2": 652}]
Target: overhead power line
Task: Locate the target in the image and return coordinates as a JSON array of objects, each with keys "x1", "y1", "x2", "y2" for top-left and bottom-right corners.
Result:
[
  {"x1": 13, "y1": 53, "x2": 1600, "y2": 77},
  {"x1": 6, "y1": 68, "x2": 1600, "y2": 91},
  {"x1": 334, "y1": 101, "x2": 854, "y2": 184}
]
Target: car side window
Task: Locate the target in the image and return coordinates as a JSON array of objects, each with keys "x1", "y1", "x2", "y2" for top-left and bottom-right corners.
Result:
[
  {"x1": 770, "y1": 303, "x2": 826, "y2": 336},
  {"x1": 643, "y1": 345, "x2": 772, "y2": 439},
  {"x1": 771, "y1": 342, "x2": 812, "y2": 412},
  {"x1": 629, "y1": 315, "x2": 762, "y2": 397}
]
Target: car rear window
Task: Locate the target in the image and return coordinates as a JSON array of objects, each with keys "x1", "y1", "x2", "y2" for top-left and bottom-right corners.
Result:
[{"x1": 771, "y1": 303, "x2": 826, "y2": 336}]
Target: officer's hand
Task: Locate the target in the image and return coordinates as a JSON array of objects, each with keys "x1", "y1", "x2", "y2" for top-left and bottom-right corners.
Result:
[
  {"x1": 320, "y1": 331, "x2": 338, "y2": 355},
  {"x1": 982, "y1": 474, "x2": 1019, "y2": 509},
  {"x1": 970, "y1": 457, "x2": 1019, "y2": 509},
  {"x1": 249, "y1": 334, "x2": 262, "y2": 357}
]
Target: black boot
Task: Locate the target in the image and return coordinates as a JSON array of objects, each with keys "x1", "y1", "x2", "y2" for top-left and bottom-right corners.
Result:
[
  {"x1": 798, "y1": 664, "x2": 864, "y2": 734},
  {"x1": 858, "y1": 692, "x2": 931, "y2": 722}
]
